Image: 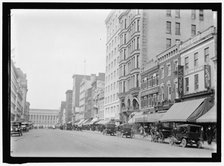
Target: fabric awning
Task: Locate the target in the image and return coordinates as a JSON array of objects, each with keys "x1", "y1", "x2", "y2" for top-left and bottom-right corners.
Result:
[
  {"x1": 147, "y1": 113, "x2": 165, "y2": 122},
  {"x1": 76, "y1": 119, "x2": 85, "y2": 125},
  {"x1": 160, "y1": 98, "x2": 206, "y2": 122},
  {"x1": 196, "y1": 105, "x2": 217, "y2": 123},
  {"x1": 96, "y1": 119, "x2": 111, "y2": 125},
  {"x1": 83, "y1": 118, "x2": 93, "y2": 125},
  {"x1": 128, "y1": 112, "x2": 144, "y2": 124},
  {"x1": 87, "y1": 118, "x2": 99, "y2": 125}
]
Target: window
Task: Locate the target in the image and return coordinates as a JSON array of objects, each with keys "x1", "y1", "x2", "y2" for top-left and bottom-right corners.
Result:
[
  {"x1": 137, "y1": 37, "x2": 140, "y2": 49},
  {"x1": 185, "y1": 57, "x2": 189, "y2": 70},
  {"x1": 174, "y1": 81, "x2": 178, "y2": 98},
  {"x1": 185, "y1": 77, "x2": 189, "y2": 92},
  {"x1": 174, "y1": 60, "x2": 178, "y2": 71},
  {"x1": 161, "y1": 66, "x2": 164, "y2": 78},
  {"x1": 194, "y1": 74, "x2": 199, "y2": 90},
  {"x1": 136, "y1": 74, "x2": 139, "y2": 87},
  {"x1": 137, "y1": 19, "x2": 140, "y2": 31},
  {"x1": 166, "y1": 38, "x2": 171, "y2": 48},
  {"x1": 175, "y1": 22, "x2": 180, "y2": 35},
  {"x1": 124, "y1": 34, "x2": 126, "y2": 44},
  {"x1": 161, "y1": 85, "x2": 164, "y2": 101},
  {"x1": 175, "y1": 10, "x2": 180, "y2": 18},
  {"x1": 191, "y1": 10, "x2": 196, "y2": 19},
  {"x1": 199, "y1": 10, "x2": 204, "y2": 21},
  {"x1": 204, "y1": 47, "x2": 209, "y2": 63},
  {"x1": 166, "y1": 10, "x2": 171, "y2": 17},
  {"x1": 194, "y1": 52, "x2": 198, "y2": 67},
  {"x1": 167, "y1": 63, "x2": 171, "y2": 76},
  {"x1": 136, "y1": 55, "x2": 139, "y2": 68},
  {"x1": 166, "y1": 21, "x2": 171, "y2": 34},
  {"x1": 167, "y1": 83, "x2": 171, "y2": 100},
  {"x1": 191, "y1": 24, "x2": 196, "y2": 36}
]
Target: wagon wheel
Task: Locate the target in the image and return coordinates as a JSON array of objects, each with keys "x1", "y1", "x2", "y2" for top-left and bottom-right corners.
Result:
[
  {"x1": 197, "y1": 140, "x2": 202, "y2": 148},
  {"x1": 169, "y1": 136, "x2": 175, "y2": 145},
  {"x1": 159, "y1": 132, "x2": 164, "y2": 143},
  {"x1": 180, "y1": 138, "x2": 187, "y2": 148}
]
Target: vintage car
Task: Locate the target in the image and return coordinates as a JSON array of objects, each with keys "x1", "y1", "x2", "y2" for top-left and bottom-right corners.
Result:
[
  {"x1": 11, "y1": 121, "x2": 23, "y2": 136},
  {"x1": 150, "y1": 122, "x2": 173, "y2": 142},
  {"x1": 119, "y1": 123, "x2": 134, "y2": 138},
  {"x1": 102, "y1": 123, "x2": 116, "y2": 136},
  {"x1": 21, "y1": 122, "x2": 29, "y2": 132},
  {"x1": 169, "y1": 124, "x2": 203, "y2": 148}
]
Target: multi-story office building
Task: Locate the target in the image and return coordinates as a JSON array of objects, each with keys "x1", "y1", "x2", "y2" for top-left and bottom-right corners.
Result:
[
  {"x1": 72, "y1": 74, "x2": 90, "y2": 115},
  {"x1": 59, "y1": 101, "x2": 66, "y2": 124},
  {"x1": 78, "y1": 77, "x2": 91, "y2": 121},
  {"x1": 104, "y1": 10, "x2": 122, "y2": 121},
  {"x1": 92, "y1": 73, "x2": 105, "y2": 119},
  {"x1": 11, "y1": 61, "x2": 29, "y2": 122},
  {"x1": 117, "y1": 9, "x2": 214, "y2": 122},
  {"x1": 65, "y1": 90, "x2": 73, "y2": 124},
  {"x1": 29, "y1": 109, "x2": 59, "y2": 128}
]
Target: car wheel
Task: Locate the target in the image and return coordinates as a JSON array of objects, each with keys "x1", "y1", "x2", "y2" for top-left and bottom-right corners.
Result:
[{"x1": 180, "y1": 138, "x2": 187, "y2": 148}]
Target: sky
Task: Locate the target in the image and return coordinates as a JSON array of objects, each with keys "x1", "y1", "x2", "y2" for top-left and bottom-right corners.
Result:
[{"x1": 12, "y1": 9, "x2": 111, "y2": 109}]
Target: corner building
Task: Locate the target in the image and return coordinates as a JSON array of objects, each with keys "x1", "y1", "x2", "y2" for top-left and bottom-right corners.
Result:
[
  {"x1": 117, "y1": 9, "x2": 214, "y2": 122},
  {"x1": 104, "y1": 10, "x2": 123, "y2": 120}
]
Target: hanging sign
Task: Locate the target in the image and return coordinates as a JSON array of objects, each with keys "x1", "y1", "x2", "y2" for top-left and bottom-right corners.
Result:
[{"x1": 178, "y1": 65, "x2": 184, "y2": 97}]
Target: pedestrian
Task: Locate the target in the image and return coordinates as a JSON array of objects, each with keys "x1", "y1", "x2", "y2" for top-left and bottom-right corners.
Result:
[
  {"x1": 139, "y1": 125, "x2": 145, "y2": 138},
  {"x1": 206, "y1": 125, "x2": 213, "y2": 145}
]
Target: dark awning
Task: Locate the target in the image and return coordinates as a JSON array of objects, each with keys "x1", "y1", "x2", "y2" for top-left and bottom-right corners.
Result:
[{"x1": 196, "y1": 104, "x2": 216, "y2": 123}]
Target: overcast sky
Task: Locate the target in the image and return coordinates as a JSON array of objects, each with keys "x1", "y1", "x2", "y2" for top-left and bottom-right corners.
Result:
[{"x1": 12, "y1": 9, "x2": 110, "y2": 109}]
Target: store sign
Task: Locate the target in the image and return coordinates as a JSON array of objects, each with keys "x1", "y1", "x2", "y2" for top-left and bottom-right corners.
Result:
[
  {"x1": 178, "y1": 65, "x2": 184, "y2": 97},
  {"x1": 204, "y1": 65, "x2": 211, "y2": 89}
]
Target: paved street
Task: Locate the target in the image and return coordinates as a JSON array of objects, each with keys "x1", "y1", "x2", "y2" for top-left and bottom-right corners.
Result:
[{"x1": 11, "y1": 129, "x2": 216, "y2": 157}]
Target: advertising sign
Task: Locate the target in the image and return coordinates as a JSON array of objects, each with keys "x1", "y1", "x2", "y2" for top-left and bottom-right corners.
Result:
[
  {"x1": 204, "y1": 65, "x2": 211, "y2": 89},
  {"x1": 178, "y1": 65, "x2": 184, "y2": 97}
]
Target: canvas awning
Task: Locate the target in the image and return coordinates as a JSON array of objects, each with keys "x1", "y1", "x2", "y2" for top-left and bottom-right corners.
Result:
[
  {"x1": 147, "y1": 113, "x2": 165, "y2": 122},
  {"x1": 128, "y1": 112, "x2": 144, "y2": 124},
  {"x1": 160, "y1": 98, "x2": 206, "y2": 122},
  {"x1": 96, "y1": 119, "x2": 111, "y2": 125},
  {"x1": 87, "y1": 118, "x2": 99, "y2": 125},
  {"x1": 196, "y1": 105, "x2": 217, "y2": 123},
  {"x1": 76, "y1": 119, "x2": 85, "y2": 125},
  {"x1": 83, "y1": 118, "x2": 93, "y2": 125}
]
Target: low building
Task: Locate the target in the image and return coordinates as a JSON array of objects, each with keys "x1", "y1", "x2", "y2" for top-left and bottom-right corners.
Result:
[
  {"x1": 29, "y1": 109, "x2": 59, "y2": 128},
  {"x1": 140, "y1": 59, "x2": 159, "y2": 113}
]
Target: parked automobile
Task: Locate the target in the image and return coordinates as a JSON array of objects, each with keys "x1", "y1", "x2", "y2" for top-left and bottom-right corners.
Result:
[
  {"x1": 21, "y1": 122, "x2": 29, "y2": 132},
  {"x1": 169, "y1": 124, "x2": 203, "y2": 148},
  {"x1": 119, "y1": 123, "x2": 134, "y2": 138},
  {"x1": 102, "y1": 123, "x2": 116, "y2": 136},
  {"x1": 11, "y1": 121, "x2": 22, "y2": 136}
]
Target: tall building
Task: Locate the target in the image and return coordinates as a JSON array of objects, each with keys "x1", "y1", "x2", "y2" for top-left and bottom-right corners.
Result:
[
  {"x1": 116, "y1": 9, "x2": 214, "y2": 122},
  {"x1": 65, "y1": 90, "x2": 73, "y2": 123},
  {"x1": 92, "y1": 73, "x2": 105, "y2": 119},
  {"x1": 72, "y1": 74, "x2": 90, "y2": 119},
  {"x1": 11, "y1": 61, "x2": 29, "y2": 122},
  {"x1": 78, "y1": 77, "x2": 91, "y2": 121},
  {"x1": 59, "y1": 101, "x2": 66, "y2": 124},
  {"x1": 104, "y1": 10, "x2": 122, "y2": 120},
  {"x1": 29, "y1": 109, "x2": 59, "y2": 128}
]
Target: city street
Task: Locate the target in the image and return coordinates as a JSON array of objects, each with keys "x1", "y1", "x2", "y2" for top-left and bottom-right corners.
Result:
[{"x1": 11, "y1": 129, "x2": 216, "y2": 157}]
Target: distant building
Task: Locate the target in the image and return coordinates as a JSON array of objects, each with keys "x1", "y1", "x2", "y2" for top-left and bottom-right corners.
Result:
[
  {"x1": 92, "y1": 73, "x2": 105, "y2": 119},
  {"x1": 29, "y1": 109, "x2": 59, "y2": 128},
  {"x1": 59, "y1": 101, "x2": 66, "y2": 124},
  {"x1": 10, "y1": 61, "x2": 29, "y2": 122},
  {"x1": 65, "y1": 90, "x2": 73, "y2": 123},
  {"x1": 72, "y1": 74, "x2": 90, "y2": 119}
]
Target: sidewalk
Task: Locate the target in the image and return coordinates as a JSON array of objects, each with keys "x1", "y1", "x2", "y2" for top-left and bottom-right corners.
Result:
[{"x1": 80, "y1": 130, "x2": 217, "y2": 151}]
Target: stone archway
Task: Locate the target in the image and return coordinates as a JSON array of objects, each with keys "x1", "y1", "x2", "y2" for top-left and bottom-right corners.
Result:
[{"x1": 133, "y1": 97, "x2": 140, "y2": 110}]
